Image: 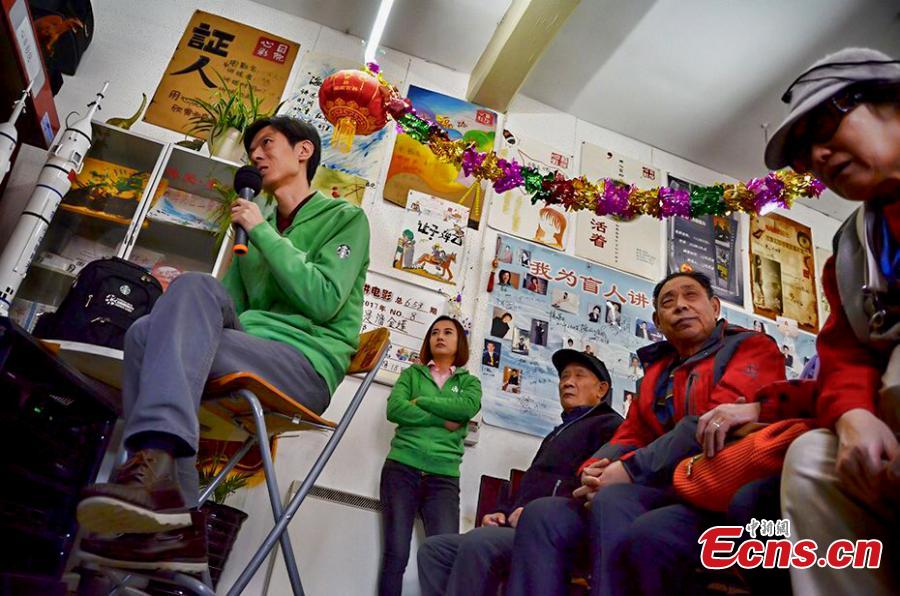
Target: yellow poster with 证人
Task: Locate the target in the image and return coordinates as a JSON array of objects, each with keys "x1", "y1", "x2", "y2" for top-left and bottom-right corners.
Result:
[{"x1": 144, "y1": 10, "x2": 298, "y2": 136}]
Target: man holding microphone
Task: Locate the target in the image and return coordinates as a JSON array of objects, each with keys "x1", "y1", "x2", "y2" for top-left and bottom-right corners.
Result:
[{"x1": 76, "y1": 116, "x2": 370, "y2": 571}]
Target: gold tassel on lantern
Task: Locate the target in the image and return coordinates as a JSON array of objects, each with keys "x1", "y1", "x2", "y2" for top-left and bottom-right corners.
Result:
[{"x1": 332, "y1": 117, "x2": 357, "y2": 153}]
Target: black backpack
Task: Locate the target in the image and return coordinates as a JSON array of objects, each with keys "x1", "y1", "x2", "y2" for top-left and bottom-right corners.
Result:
[{"x1": 33, "y1": 257, "x2": 162, "y2": 349}]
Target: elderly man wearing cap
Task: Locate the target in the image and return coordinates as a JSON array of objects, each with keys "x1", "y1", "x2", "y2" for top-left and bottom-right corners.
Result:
[
  {"x1": 765, "y1": 47, "x2": 900, "y2": 595},
  {"x1": 505, "y1": 271, "x2": 786, "y2": 596},
  {"x1": 416, "y1": 349, "x2": 621, "y2": 596}
]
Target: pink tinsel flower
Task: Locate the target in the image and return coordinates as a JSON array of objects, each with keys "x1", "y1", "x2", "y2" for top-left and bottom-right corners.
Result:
[
  {"x1": 749, "y1": 173, "x2": 786, "y2": 213},
  {"x1": 461, "y1": 147, "x2": 486, "y2": 178},
  {"x1": 659, "y1": 187, "x2": 691, "y2": 218},
  {"x1": 603, "y1": 180, "x2": 632, "y2": 217},
  {"x1": 492, "y1": 158, "x2": 523, "y2": 193}
]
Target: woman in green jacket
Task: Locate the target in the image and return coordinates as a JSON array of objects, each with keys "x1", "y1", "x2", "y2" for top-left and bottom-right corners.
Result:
[{"x1": 378, "y1": 316, "x2": 482, "y2": 596}]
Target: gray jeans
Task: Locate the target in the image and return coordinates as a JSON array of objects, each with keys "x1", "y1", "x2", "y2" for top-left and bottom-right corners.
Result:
[
  {"x1": 121, "y1": 272, "x2": 330, "y2": 503},
  {"x1": 417, "y1": 526, "x2": 515, "y2": 596}
]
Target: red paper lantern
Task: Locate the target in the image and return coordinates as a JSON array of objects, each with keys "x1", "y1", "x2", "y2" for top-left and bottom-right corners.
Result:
[{"x1": 318, "y1": 69, "x2": 389, "y2": 153}]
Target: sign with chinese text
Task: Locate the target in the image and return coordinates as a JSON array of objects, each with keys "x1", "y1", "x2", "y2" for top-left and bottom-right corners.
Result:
[
  {"x1": 749, "y1": 213, "x2": 819, "y2": 333},
  {"x1": 361, "y1": 271, "x2": 446, "y2": 384},
  {"x1": 384, "y1": 85, "x2": 497, "y2": 229},
  {"x1": 483, "y1": 234, "x2": 661, "y2": 437},
  {"x1": 487, "y1": 130, "x2": 574, "y2": 251},
  {"x1": 280, "y1": 52, "x2": 398, "y2": 188},
  {"x1": 573, "y1": 143, "x2": 663, "y2": 280},
  {"x1": 666, "y1": 175, "x2": 744, "y2": 306},
  {"x1": 392, "y1": 191, "x2": 468, "y2": 287},
  {"x1": 144, "y1": 11, "x2": 298, "y2": 135}
]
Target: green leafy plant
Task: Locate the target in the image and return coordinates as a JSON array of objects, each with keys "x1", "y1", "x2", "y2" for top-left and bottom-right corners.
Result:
[
  {"x1": 197, "y1": 447, "x2": 252, "y2": 506},
  {"x1": 209, "y1": 177, "x2": 275, "y2": 248},
  {"x1": 185, "y1": 72, "x2": 266, "y2": 140}
]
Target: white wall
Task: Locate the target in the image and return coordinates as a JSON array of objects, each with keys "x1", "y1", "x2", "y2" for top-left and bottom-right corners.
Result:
[{"x1": 0, "y1": 1, "x2": 846, "y2": 595}]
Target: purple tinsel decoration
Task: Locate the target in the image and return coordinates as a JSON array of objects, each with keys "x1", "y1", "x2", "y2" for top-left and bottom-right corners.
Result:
[
  {"x1": 602, "y1": 180, "x2": 632, "y2": 217},
  {"x1": 748, "y1": 173, "x2": 786, "y2": 213},
  {"x1": 461, "y1": 147, "x2": 486, "y2": 178},
  {"x1": 659, "y1": 187, "x2": 691, "y2": 218},
  {"x1": 366, "y1": 62, "x2": 381, "y2": 74},
  {"x1": 492, "y1": 158, "x2": 523, "y2": 193},
  {"x1": 810, "y1": 178, "x2": 826, "y2": 195}
]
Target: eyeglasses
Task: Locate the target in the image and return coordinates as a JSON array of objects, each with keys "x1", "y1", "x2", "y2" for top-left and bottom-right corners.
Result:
[{"x1": 786, "y1": 80, "x2": 900, "y2": 170}]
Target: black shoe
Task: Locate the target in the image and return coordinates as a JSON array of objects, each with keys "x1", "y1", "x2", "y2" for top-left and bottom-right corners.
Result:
[{"x1": 78, "y1": 449, "x2": 191, "y2": 534}]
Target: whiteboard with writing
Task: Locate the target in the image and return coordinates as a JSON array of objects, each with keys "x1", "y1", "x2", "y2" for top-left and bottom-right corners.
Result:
[{"x1": 361, "y1": 271, "x2": 447, "y2": 384}]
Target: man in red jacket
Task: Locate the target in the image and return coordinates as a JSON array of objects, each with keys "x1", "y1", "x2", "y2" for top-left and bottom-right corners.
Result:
[
  {"x1": 766, "y1": 47, "x2": 899, "y2": 595},
  {"x1": 505, "y1": 271, "x2": 785, "y2": 596}
]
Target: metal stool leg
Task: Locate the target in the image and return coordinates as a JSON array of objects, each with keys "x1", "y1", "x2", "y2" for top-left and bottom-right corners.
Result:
[
  {"x1": 197, "y1": 436, "x2": 257, "y2": 506},
  {"x1": 227, "y1": 354, "x2": 386, "y2": 596},
  {"x1": 240, "y1": 389, "x2": 305, "y2": 596}
]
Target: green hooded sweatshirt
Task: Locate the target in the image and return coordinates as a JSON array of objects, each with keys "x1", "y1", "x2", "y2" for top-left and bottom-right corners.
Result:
[
  {"x1": 222, "y1": 191, "x2": 369, "y2": 399},
  {"x1": 386, "y1": 363, "x2": 482, "y2": 477}
]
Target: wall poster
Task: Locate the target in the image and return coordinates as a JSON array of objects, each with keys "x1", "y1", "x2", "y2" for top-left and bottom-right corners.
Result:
[
  {"x1": 749, "y1": 213, "x2": 819, "y2": 333},
  {"x1": 721, "y1": 307, "x2": 817, "y2": 380},
  {"x1": 145, "y1": 10, "x2": 298, "y2": 135},
  {"x1": 361, "y1": 271, "x2": 446, "y2": 384},
  {"x1": 815, "y1": 246, "x2": 833, "y2": 324},
  {"x1": 666, "y1": 175, "x2": 744, "y2": 306},
  {"x1": 384, "y1": 85, "x2": 497, "y2": 229},
  {"x1": 392, "y1": 191, "x2": 468, "y2": 286},
  {"x1": 573, "y1": 143, "x2": 663, "y2": 280},
  {"x1": 487, "y1": 130, "x2": 575, "y2": 251},
  {"x1": 482, "y1": 234, "x2": 662, "y2": 437},
  {"x1": 279, "y1": 52, "x2": 398, "y2": 190}
]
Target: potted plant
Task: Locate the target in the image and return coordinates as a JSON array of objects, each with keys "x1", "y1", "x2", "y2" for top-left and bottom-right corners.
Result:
[
  {"x1": 197, "y1": 450, "x2": 252, "y2": 588},
  {"x1": 185, "y1": 74, "x2": 265, "y2": 163}
]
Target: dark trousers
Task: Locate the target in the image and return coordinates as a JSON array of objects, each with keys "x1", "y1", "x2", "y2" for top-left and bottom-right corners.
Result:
[
  {"x1": 727, "y1": 475, "x2": 791, "y2": 596},
  {"x1": 379, "y1": 459, "x2": 460, "y2": 596},
  {"x1": 506, "y1": 485, "x2": 719, "y2": 596},
  {"x1": 122, "y1": 272, "x2": 329, "y2": 504},
  {"x1": 417, "y1": 525, "x2": 515, "y2": 596}
]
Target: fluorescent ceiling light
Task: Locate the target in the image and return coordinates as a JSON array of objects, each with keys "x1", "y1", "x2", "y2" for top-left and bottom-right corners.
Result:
[{"x1": 364, "y1": 0, "x2": 395, "y2": 64}]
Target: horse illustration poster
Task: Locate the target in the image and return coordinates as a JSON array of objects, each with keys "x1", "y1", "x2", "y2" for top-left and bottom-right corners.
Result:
[
  {"x1": 279, "y1": 52, "x2": 402, "y2": 186},
  {"x1": 392, "y1": 191, "x2": 468, "y2": 286},
  {"x1": 573, "y1": 143, "x2": 664, "y2": 281},
  {"x1": 487, "y1": 130, "x2": 575, "y2": 251},
  {"x1": 384, "y1": 85, "x2": 497, "y2": 229}
]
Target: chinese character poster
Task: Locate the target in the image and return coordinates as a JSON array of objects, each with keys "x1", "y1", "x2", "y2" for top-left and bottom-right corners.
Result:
[
  {"x1": 483, "y1": 234, "x2": 660, "y2": 437},
  {"x1": 487, "y1": 129, "x2": 574, "y2": 251},
  {"x1": 384, "y1": 85, "x2": 497, "y2": 229},
  {"x1": 749, "y1": 213, "x2": 819, "y2": 333},
  {"x1": 573, "y1": 143, "x2": 664, "y2": 281},
  {"x1": 392, "y1": 190, "x2": 468, "y2": 287},
  {"x1": 666, "y1": 175, "x2": 744, "y2": 306},
  {"x1": 280, "y1": 52, "x2": 400, "y2": 190},
  {"x1": 144, "y1": 11, "x2": 298, "y2": 135},
  {"x1": 361, "y1": 271, "x2": 446, "y2": 384}
]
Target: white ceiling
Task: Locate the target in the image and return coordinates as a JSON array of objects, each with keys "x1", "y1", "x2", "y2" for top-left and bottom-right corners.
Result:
[
  {"x1": 521, "y1": 0, "x2": 900, "y2": 221},
  {"x1": 252, "y1": 0, "x2": 513, "y2": 72},
  {"x1": 255, "y1": 0, "x2": 900, "y2": 221}
]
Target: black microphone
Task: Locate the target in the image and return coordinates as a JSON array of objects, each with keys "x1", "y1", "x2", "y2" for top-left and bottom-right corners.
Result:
[{"x1": 232, "y1": 165, "x2": 263, "y2": 256}]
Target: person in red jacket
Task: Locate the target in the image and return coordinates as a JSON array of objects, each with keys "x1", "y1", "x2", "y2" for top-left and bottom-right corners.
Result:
[
  {"x1": 505, "y1": 271, "x2": 785, "y2": 596},
  {"x1": 765, "y1": 47, "x2": 899, "y2": 595}
]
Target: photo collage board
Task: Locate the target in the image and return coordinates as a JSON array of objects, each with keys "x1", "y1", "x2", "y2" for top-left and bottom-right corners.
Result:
[
  {"x1": 482, "y1": 233, "x2": 662, "y2": 437},
  {"x1": 481, "y1": 234, "x2": 820, "y2": 437}
]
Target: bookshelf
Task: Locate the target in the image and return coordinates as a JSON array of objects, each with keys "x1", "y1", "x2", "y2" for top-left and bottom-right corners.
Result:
[{"x1": 10, "y1": 122, "x2": 238, "y2": 330}]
